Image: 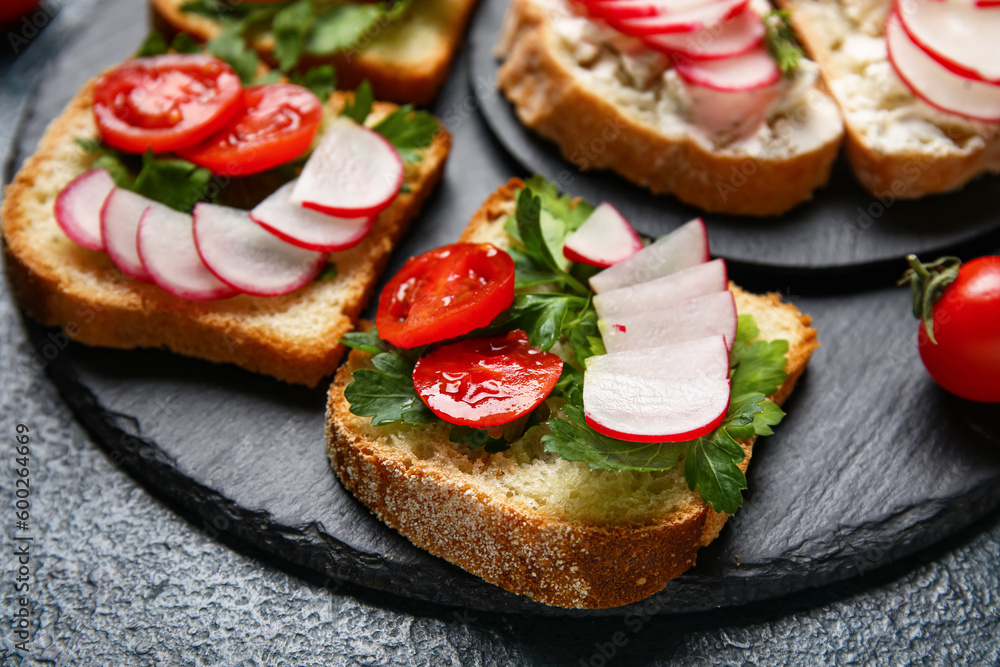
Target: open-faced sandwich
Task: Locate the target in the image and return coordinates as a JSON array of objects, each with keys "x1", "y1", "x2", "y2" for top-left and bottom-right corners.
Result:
[
  {"x1": 325, "y1": 177, "x2": 819, "y2": 608},
  {"x1": 495, "y1": 0, "x2": 845, "y2": 215},
  {"x1": 775, "y1": 0, "x2": 1000, "y2": 198},
  {"x1": 1, "y1": 44, "x2": 451, "y2": 386},
  {"x1": 150, "y1": 0, "x2": 482, "y2": 105}
]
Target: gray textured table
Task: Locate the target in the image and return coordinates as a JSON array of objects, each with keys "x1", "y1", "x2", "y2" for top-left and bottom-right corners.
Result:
[{"x1": 2, "y1": 1, "x2": 999, "y2": 664}]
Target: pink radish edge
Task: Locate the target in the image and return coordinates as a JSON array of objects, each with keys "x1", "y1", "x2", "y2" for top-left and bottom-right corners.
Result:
[
  {"x1": 674, "y1": 45, "x2": 781, "y2": 92},
  {"x1": 54, "y1": 169, "x2": 114, "y2": 251},
  {"x1": 885, "y1": 11, "x2": 1000, "y2": 123},
  {"x1": 896, "y1": 0, "x2": 1000, "y2": 85},
  {"x1": 584, "y1": 400, "x2": 729, "y2": 442},
  {"x1": 608, "y1": 0, "x2": 750, "y2": 36}
]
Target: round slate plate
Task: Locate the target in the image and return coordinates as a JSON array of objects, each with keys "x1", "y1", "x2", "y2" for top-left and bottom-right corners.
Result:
[
  {"x1": 468, "y1": 0, "x2": 1000, "y2": 273},
  {"x1": 8, "y1": 0, "x2": 1000, "y2": 618}
]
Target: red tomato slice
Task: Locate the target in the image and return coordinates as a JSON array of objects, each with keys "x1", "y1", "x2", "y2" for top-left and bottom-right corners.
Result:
[
  {"x1": 93, "y1": 53, "x2": 244, "y2": 154},
  {"x1": 376, "y1": 243, "x2": 516, "y2": 349},
  {"x1": 177, "y1": 83, "x2": 323, "y2": 176},
  {"x1": 413, "y1": 330, "x2": 564, "y2": 427}
]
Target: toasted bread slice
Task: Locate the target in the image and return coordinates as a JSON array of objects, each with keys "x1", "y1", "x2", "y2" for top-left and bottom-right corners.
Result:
[
  {"x1": 776, "y1": 0, "x2": 1000, "y2": 198},
  {"x1": 325, "y1": 179, "x2": 820, "y2": 609},
  {"x1": 495, "y1": 0, "x2": 844, "y2": 216},
  {"x1": 1, "y1": 77, "x2": 451, "y2": 387},
  {"x1": 150, "y1": 0, "x2": 481, "y2": 106}
]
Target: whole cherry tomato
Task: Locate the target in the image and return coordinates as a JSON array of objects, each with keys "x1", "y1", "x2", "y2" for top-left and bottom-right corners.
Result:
[
  {"x1": 93, "y1": 54, "x2": 244, "y2": 154},
  {"x1": 376, "y1": 243, "x2": 516, "y2": 349},
  {"x1": 178, "y1": 83, "x2": 322, "y2": 176},
  {"x1": 904, "y1": 254, "x2": 1000, "y2": 402},
  {"x1": 412, "y1": 330, "x2": 563, "y2": 427}
]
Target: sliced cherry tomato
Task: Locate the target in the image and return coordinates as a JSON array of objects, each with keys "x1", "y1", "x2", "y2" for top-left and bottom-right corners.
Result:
[
  {"x1": 910, "y1": 255, "x2": 1000, "y2": 402},
  {"x1": 0, "y1": 0, "x2": 40, "y2": 24},
  {"x1": 376, "y1": 243, "x2": 516, "y2": 349},
  {"x1": 93, "y1": 53, "x2": 244, "y2": 154},
  {"x1": 177, "y1": 83, "x2": 323, "y2": 176},
  {"x1": 412, "y1": 330, "x2": 563, "y2": 427}
]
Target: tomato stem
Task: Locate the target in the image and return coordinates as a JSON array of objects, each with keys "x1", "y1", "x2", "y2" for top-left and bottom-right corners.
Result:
[{"x1": 899, "y1": 254, "x2": 961, "y2": 344}]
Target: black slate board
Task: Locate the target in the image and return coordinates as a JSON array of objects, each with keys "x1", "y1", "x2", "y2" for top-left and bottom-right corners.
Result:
[
  {"x1": 8, "y1": 0, "x2": 1000, "y2": 618},
  {"x1": 468, "y1": 0, "x2": 1000, "y2": 273}
]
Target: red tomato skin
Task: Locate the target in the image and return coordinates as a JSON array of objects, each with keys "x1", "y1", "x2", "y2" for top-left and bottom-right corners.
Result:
[
  {"x1": 413, "y1": 330, "x2": 564, "y2": 427},
  {"x1": 376, "y1": 243, "x2": 516, "y2": 349},
  {"x1": 93, "y1": 54, "x2": 244, "y2": 154},
  {"x1": 917, "y1": 256, "x2": 1000, "y2": 403},
  {"x1": 177, "y1": 83, "x2": 322, "y2": 176},
  {"x1": 0, "y1": 0, "x2": 40, "y2": 24}
]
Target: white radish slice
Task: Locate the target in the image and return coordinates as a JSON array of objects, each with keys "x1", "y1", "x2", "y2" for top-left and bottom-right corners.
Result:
[
  {"x1": 193, "y1": 203, "x2": 327, "y2": 297},
  {"x1": 599, "y1": 290, "x2": 738, "y2": 352},
  {"x1": 137, "y1": 206, "x2": 238, "y2": 301},
  {"x1": 584, "y1": 371, "x2": 731, "y2": 442},
  {"x1": 250, "y1": 180, "x2": 376, "y2": 252},
  {"x1": 101, "y1": 188, "x2": 159, "y2": 282},
  {"x1": 590, "y1": 217, "x2": 708, "y2": 293},
  {"x1": 585, "y1": 335, "x2": 730, "y2": 380},
  {"x1": 593, "y1": 258, "x2": 727, "y2": 320},
  {"x1": 611, "y1": 0, "x2": 748, "y2": 35},
  {"x1": 898, "y1": 0, "x2": 1000, "y2": 84},
  {"x1": 674, "y1": 44, "x2": 780, "y2": 91},
  {"x1": 563, "y1": 202, "x2": 644, "y2": 267},
  {"x1": 886, "y1": 11, "x2": 1000, "y2": 122},
  {"x1": 644, "y1": 6, "x2": 764, "y2": 60},
  {"x1": 54, "y1": 169, "x2": 114, "y2": 251},
  {"x1": 290, "y1": 117, "x2": 403, "y2": 218},
  {"x1": 586, "y1": 0, "x2": 720, "y2": 20}
]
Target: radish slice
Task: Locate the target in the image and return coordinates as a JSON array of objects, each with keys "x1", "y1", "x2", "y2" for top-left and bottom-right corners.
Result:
[
  {"x1": 674, "y1": 44, "x2": 780, "y2": 91},
  {"x1": 898, "y1": 0, "x2": 1000, "y2": 84},
  {"x1": 55, "y1": 169, "x2": 114, "y2": 251},
  {"x1": 583, "y1": 372, "x2": 731, "y2": 442},
  {"x1": 290, "y1": 117, "x2": 403, "y2": 218},
  {"x1": 599, "y1": 290, "x2": 738, "y2": 352},
  {"x1": 586, "y1": 0, "x2": 720, "y2": 20},
  {"x1": 101, "y1": 188, "x2": 159, "y2": 282},
  {"x1": 250, "y1": 180, "x2": 376, "y2": 252},
  {"x1": 193, "y1": 203, "x2": 327, "y2": 297},
  {"x1": 590, "y1": 217, "x2": 708, "y2": 293},
  {"x1": 593, "y1": 258, "x2": 727, "y2": 320},
  {"x1": 886, "y1": 11, "x2": 1000, "y2": 122},
  {"x1": 137, "y1": 206, "x2": 238, "y2": 301},
  {"x1": 585, "y1": 335, "x2": 730, "y2": 380},
  {"x1": 610, "y1": 0, "x2": 749, "y2": 35},
  {"x1": 563, "y1": 202, "x2": 644, "y2": 267},
  {"x1": 644, "y1": 6, "x2": 764, "y2": 60}
]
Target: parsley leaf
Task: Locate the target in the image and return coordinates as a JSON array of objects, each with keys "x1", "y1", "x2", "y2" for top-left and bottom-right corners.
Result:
[
  {"x1": 514, "y1": 189, "x2": 588, "y2": 295},
  {"x1": 683, "y1": 430, "x2": 748, "y2": 515},
  {"x1": 307, "y1": 3, "x2": 381, "y2": 55},
  {"x1": 316, "y1": 263, "x2": 339, "y2": 281},
  {"x1": 132, "y1": 150, "x2": 214, "y2": 214},
  {"x1": 373, "y1": 106, "x2": 439, "y2": 163},
  {"x1": 208, "y1": 22, "x2": 260, "y2": 84},
  {"x1": 273, "y1": 0, "x2": 314, "y2": 71},
  {"x1": 340, "y1": 329, "x2": 387, "y2": 356},
  {"x1": 543, "y1": 405, "x2": 686, "y2": 471},
  {"x1": 289, "y1": 64, "x2": 336, "y2": 103},
  {"x1": 344, "y1": 351, "x2": 434, "y2": 426},
  {"x1": 764, "y1": 10, "x2": 804, "y2": 76},
  {"x1": 479, "y1": 293, "x2": 580, "y2": 351},
  {"x1": 137, "y1": 31, "x2": 169, "y2": 57},
  {"x1": 341, "y1": 80, "x2": 374, "y2": 124}
]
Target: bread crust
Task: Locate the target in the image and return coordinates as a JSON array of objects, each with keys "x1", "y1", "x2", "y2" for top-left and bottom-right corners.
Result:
[
  {"x1": 325, "y1": 179, "x2": 820, "y2": 608},
  {"x1": 149, "y1": 0, "x2": 481, "y2": 106},
  {"x1": 496, "y1": 0, "x2": 843, "y2": 216},
  {"x1": 2, "y1": 77, "x2": 451, "y2": 387},
  {"x1": 777, "y1": 0, "x2": 1000, "y2": 198}
]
